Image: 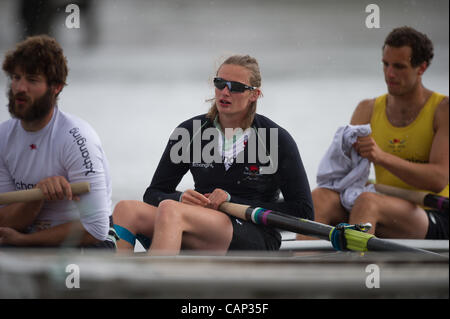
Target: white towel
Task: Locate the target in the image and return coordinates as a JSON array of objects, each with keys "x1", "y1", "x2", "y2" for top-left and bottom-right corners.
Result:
[{"x1": 317, "y1": 124, "x2": 376, "y2": 211}]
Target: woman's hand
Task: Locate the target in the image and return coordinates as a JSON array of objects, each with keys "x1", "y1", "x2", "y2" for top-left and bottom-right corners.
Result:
[
  {"x1": 204, "y1": 189, "x2": 229, "y2": 210},
  {"x1": 180, "y1": 189, "x2": 211, "y2": 207}
]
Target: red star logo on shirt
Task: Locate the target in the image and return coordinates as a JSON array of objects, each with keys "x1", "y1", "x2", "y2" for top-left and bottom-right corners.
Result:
[{"x1": 29, "y1": 144, "x2": 37, "y2": 150}]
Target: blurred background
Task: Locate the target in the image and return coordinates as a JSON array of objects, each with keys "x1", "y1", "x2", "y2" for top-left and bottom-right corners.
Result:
[{"x1": 0, "y1": 0, "x2": 448, "y2": 206}]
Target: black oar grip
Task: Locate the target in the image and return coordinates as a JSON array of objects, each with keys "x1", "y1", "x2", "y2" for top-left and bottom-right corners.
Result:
[{"x1": 424, "y1": 194, "x2": 449, "y2": 213}]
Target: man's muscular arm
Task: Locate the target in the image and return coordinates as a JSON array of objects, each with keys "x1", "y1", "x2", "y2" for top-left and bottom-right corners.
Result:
[
  {"x1": 350, "y1": 99, "x2": 375, "y2": 125},
  {"x1": 0, "y1": 200, "x2": 43, "y2": 231},
  {"x1": 0, "y1": 176, "x2": 82, "y2": 234},
  {"x1": 0, "y1": 221, "x2": 99, "y2": 247},
  {"x1": 0, "y1": 175, "x2": 99, "y2": 247},
  {"x1": 0, "y1": 176, "x2": 77, "y2": 232},
  {"x1": 355, "y1": 98, "x2": 449, "y2": 193}
]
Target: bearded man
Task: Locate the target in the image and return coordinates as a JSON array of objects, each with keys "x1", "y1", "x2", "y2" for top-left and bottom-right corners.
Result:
[{"x1": 0, "y1": 35, "x2": 116, "y2": 249}]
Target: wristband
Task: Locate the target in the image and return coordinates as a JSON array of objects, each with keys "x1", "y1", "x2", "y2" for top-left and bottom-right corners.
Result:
[{"x1": 225, "y1": 191, "x2": 231, "y2": 202}]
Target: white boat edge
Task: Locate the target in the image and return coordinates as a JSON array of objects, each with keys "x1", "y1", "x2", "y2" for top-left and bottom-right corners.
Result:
[{"x1": 280, "y1": 238, "x2": 449, "y2": 252}]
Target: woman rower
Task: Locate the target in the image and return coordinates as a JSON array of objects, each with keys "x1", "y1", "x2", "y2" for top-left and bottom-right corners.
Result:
[{"x1": 112, "y1": 54, "x2": 314, "y2": 254}]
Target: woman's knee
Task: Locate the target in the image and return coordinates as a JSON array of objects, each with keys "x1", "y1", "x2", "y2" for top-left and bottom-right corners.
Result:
[
  {"x1": 113, "y1": 200, "x2": 157, "y2": 233},
  {"x1": 156, "y1": 200, "x2": 182, "y2": 226},
  {"x1": 113, "y1": 200, "x2": 136, "y2": 222}
]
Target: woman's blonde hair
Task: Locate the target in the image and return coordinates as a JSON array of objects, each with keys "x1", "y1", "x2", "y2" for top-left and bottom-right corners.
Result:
[{"x1": 206, "y1": 54, "x2": 261, "y2": 129}]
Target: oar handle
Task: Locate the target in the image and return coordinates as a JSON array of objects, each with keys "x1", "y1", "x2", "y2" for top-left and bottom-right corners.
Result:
[
  {"x1": 374, "y1": 184, "x2": 426, "y2": 203},
  {"x1": 0, "y1": 182, "x2": 91, "y2": 205},
  {"x1": 374, "y1": 184, "x2": 448, "y2": 213},
  {"x1": 219, "y1": 202, "x2": 250, "y2": 220}
]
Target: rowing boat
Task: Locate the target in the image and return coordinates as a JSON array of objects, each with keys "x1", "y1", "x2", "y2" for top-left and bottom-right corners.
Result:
[
  {"x1": 0, "y1": 237, "x2": 447, "y2": 299},
  {"x1": 0, "y1": 184, "x2": 448, "y2": 299}
]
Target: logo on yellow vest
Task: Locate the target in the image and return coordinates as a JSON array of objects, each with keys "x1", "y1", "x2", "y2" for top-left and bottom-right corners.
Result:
[{"x1": 388, "y1": 138, "x2": 406, "y2": 153}]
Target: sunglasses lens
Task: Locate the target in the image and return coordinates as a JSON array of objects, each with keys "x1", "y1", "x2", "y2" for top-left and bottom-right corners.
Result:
[
  {"x1": 214, "y1": 78, "x2": 251, "y2": 93},
  {"x1": 214, "y1": 78, "x2": 227, "y2": 90},
  {"x1": 230, "y1": 82, "x2": 245, "y2": 92}
]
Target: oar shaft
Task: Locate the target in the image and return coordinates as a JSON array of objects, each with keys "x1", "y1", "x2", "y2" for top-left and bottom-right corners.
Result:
[
  {"x1": 219, "y1": 202, "x2": 445, "y2": 257},
  {"x1": 366, "y1": 237, "x2": 413, "y2": 252},
  {"x1": 367, "y1": 237, "x2": 444, "y2": 257},
  {"x1": 0, "y1": 182, "x2": 90, "y2": 205},
  {"x1": 249, "y1": 207, "x2": 332, "y2": 240},
  {"x1": 219, "y1": 202, "x2": 332, "y2": 240},
  {"x1": 375, "y1": 184, "x2": 426, "y2": 204}
]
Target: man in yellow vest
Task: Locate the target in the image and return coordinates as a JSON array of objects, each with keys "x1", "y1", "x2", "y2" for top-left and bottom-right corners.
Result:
[{"x1": 310, "y1": 26, "x2": 448, "y2": 239}]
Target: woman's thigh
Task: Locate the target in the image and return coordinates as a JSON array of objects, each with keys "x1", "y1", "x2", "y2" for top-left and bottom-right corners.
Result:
[{"x1": 158, "y1": 200, "x2": 233, "y2": 251}]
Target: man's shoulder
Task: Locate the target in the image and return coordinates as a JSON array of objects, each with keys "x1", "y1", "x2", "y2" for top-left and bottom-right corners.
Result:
[
  {"x1": 357, "y1": 98, "x2": 377, "y2": 108},
  {"x1": 55, "y1": 109, "x2": 101, "y2": 142},
  {"x1": 0, "y1": 118, "x2": 16, "y2": 133},
  {"x1": 0, "y1": 118, "x2": 19, "y2": 149},
  {"x1": 434, "y1": 95, "x2": 449, "y2": 127},
  {"x1": 56, "y1": 109, "x2": 95, "y2": 130},
  {"x1": 350, "y1": 98, "x2": 376, "y2": 125},
  {"x1": 436, "y1": 95, "x2": 449, "y2": 109}
]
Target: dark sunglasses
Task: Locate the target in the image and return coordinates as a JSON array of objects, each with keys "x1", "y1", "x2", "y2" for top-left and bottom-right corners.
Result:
[{"x1": 214, "y1": 77, "x2": 256, "y2": 93}]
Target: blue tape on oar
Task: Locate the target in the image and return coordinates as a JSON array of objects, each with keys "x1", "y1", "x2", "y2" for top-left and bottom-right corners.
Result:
[
  {"x1": 113, "y1": 224, "x2": 136, "y2": 246},
  {"x1": 329, "y1": 223, "x2": 349, "y2": 251}
]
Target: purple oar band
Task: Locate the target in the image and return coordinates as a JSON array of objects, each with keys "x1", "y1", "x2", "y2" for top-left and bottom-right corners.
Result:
[
  {"x1": 437, "y1": 197, "x2": 445, "y2": 210},
  {"x1": 250, "y1": 208, "x2": 272, "y2": 225}
]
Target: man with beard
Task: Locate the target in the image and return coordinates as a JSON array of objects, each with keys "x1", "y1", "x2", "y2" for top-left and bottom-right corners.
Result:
[
  {"x1": 305, "y1": 26, "x2": 448, "y2": 240},
  {"x1": 0, "y1": 35, "x2": 116, "y2": 249}
]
